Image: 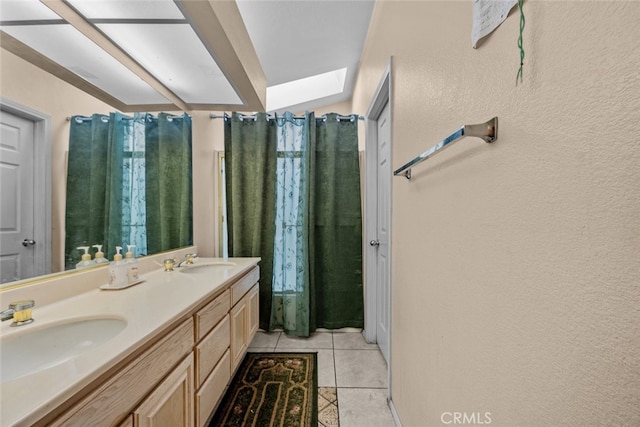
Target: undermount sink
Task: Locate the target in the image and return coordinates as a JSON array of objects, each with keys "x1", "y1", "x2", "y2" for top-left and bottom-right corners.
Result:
[
  {"x1": 1, "y1": 317, "x2": 127, "y2": 383},
  {"x1": 179, "y1": 262, "x2": 236, "y2": 274}
]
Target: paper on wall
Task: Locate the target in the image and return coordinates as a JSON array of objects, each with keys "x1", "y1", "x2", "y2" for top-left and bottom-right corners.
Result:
[{"x1": 472, "y1": 0, "x2": 518, "y2": 48}]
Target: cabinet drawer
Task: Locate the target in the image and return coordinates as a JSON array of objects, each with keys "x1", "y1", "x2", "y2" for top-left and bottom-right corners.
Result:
[
  {"x1": 195, "y1": 289, "x2": 230, "y2": 341},
  {"x1": 195, "y1": 350, "x2": 231, "y2": 427},
  {"x1": 195, "y1": 315, "x2": 230, "y2": 387},
  {"x1": 51, "y1": 319, "x2": 194, "y2": 426},
  {"x1": 231, "y1": 266, "x2": 259, "y2": 306}
]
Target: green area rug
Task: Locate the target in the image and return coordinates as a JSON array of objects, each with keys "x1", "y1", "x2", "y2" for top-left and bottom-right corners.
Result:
[{"x1": 209, "y1": 352, "x2": 318, "y2": 427}]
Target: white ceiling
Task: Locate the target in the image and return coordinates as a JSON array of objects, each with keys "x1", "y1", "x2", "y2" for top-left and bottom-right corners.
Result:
[
  {"x1": 236, "y1": 0, "x2": 375, "y2": 112},
  {"x1": 0, "y1": 0, "x2": 375, "y2": 113}
]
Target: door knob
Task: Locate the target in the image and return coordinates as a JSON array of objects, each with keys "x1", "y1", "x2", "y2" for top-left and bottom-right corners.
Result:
[
  {"x1": 369, "y1": 240, "x2": 380, "y2": 247},
  {"x1": 22, "y1": 239, "x2": 36, "y2": 247}
]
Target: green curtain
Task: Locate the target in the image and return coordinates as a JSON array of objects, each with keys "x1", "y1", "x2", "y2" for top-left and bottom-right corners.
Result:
[
  {"x1": 65, "y1": 113, "x2": 125, "y2": 269},
  {"x1": 224, "y1": 112, "x2": 278, "y2": 330},
  {"x1": 66, "y1": 112, "x2": 192, "y2": 268},
  {"x1": 308, "y1": 113, "x2": 364, "y2": 330},
  {"x1": 225, "y1": 112, "x2": 363, "y2": 335},
  {"x1": 145, "y1": 113, "x2": 193, "y2": 254}
]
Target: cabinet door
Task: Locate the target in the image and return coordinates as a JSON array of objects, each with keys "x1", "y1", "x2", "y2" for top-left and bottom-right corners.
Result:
[
  {"x1": 247, "y1": 284, "x2": 259, "y2": 343},
  {"x1": 118, "y1": 416, "x2": 134, "y2": 427},
  {"x1": 133, "y1": 354, "x2": 194, "y2": 427},
  {"x1": 230, "y1": 298, "x2": 248, "y2": 371}
]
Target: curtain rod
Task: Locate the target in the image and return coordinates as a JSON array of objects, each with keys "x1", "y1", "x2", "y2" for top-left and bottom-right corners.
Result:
[
  {"x1": 66, "y1": 113, "x2": 189, "y2": 123},
  {"x1": 210, "y1": 113, "x2": 364, "y2": 122}
]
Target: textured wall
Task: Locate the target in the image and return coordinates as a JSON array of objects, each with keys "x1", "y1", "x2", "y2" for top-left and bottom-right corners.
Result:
[{"x1": 352, "y1": 1, "x2": 640, "y2": 426}]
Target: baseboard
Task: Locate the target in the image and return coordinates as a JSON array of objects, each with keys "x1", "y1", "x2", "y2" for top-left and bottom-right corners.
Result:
[{"x1": 389, "y1": 398, "x2": 402, "y2": 427}]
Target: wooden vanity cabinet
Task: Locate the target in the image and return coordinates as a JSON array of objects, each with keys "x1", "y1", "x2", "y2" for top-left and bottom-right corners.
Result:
[
  {"x1": 230, "y1": 283, "x2": 260, "y2": 372},
  {"x1": 247, "y1": 284, "x2": 259, "y2": 340},
  {"x1": 230, "y1": 294, "x2": 249, "y2": 370},
  {"x1": 230, "y1": 268, "x2": 260, "y2": 372},
  {"x1": 49, "y1": 319, "x2": 194, "y2": 427},
  {"x1": 193, "y1": 290, "x2": 231, "y2": 427},
  {"x1": 195, "y1": 350, "x2": 231, "y2": 426},
  {"x1": 194, "y1": 289, "x2": 230, "y2": 342},
  {"x1": 117, "y1": 416, "x2": 134, "y2": 427},
  {"x1": 45, "y1": 266, "x2": 259, "y2": 427},
  {"x1": 133, "y1": 354, "x2": 194, "y2": 427},
  {"x1": 196, "y1": 271, "x2": 259, "y2": 426}
]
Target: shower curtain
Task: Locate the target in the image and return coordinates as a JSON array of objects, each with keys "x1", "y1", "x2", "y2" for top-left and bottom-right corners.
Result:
[
  {"x1": 224, "y1": 112, "x2": 363, "y2": 336},
  {"x1": 224, "y1": 112, "x2": 278, "y2": 331}
]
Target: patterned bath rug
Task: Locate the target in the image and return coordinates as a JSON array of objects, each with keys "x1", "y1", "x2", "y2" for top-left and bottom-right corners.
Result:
[{"x1": 209, "y1": 352, "x2": 318, "y2": 427}]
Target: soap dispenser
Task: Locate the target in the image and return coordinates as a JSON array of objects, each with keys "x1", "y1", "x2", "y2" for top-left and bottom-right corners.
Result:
[
  {"x1": 76, "y1": 246, "x2": 96, "y2": 269},
  {"x1": 92, "y1": 244, "x2": 109, "y2": 265},
  {"x1": 125, "y1": 244, "x2": 139, "y2": 284},
  {"x1": 108, "y1": 246, "x2": 128, "y2": 288}
]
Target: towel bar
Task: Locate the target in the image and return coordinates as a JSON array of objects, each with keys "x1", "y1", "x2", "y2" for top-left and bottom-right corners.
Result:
[{"x1": 393, "y1": 117, "x2": 498, "y2": 180}]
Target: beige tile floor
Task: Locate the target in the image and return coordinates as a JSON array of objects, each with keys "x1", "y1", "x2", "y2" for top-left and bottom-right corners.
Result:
[{"x1": 248, "y1": 331, "x2": 396, "y2": 427}]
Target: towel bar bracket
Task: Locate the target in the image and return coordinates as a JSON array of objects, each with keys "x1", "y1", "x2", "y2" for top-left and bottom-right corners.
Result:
[{"x1": 394, "y1": 117, "x2": 498, "y2": 180}]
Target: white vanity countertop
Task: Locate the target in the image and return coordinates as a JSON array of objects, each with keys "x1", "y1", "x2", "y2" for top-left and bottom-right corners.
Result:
[{"x1": 0, "y1": 257, "x2": 260, "y2": 427}]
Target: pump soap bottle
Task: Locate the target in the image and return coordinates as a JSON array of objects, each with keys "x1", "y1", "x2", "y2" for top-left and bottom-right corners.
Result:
[
  {"x1": 76, "y1": 246, "x2": 96, "y2": 269},
  {"x1": 92, "y1": 244, "x2": 109, "y2": 265},
  {"x1": 108, "y1": 246, "x2": 128, "y2": 288},
  {"x1": 125, "y1": 244, "x2": 139, "y2": 284}
]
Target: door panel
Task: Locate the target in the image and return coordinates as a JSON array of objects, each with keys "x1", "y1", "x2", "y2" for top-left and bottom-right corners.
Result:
[
  {"x1": 376, "y1": 101, "x2": 391, "y2": 364},
  {"x1": 0, "y1": 111, "x2": 35, "y2": 283},
  {"x1": 230, "y1": 299, "x2": 248, "y2": 371}
]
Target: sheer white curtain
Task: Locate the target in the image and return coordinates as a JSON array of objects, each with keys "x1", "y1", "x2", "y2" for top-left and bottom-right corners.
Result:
[
  {"x1": 121, "y1": 114, "x2": 147, "y2": 256},
  {"x1": 271, "y1": 112, "x2": 311, "y2": 335}
]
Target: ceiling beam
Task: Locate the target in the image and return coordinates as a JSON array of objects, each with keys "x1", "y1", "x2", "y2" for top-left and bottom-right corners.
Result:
[{"x1": 176, "y1": 0, "x2": 266, "y2": 112}]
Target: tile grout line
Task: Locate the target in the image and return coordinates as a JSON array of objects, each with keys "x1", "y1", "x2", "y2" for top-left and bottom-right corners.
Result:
[
  {"x1": 330, "y1": 331, "x2": 340, "y2": 427},
  {"x1": 273, "y1": 331, "x2": 282, "y2": 351},
  {"x1": 335, "y1": 386, "x2": 389, "y2": 390},
  {"x1": 332, "y1": 332, "x2": 338, "y2": 388}
]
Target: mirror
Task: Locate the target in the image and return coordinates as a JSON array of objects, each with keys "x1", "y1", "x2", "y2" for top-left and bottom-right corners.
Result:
[
  {"x1": 0, "y1": 59, "x2": 194, "y2": 288},
  {"x1": 62, "y1": 112, "x2": 193, "y2": 271}
]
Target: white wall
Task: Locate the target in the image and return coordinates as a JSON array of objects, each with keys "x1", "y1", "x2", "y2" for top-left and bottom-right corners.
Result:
[{"x1": 352, "y1": 1, "x2": 640, "y2": 426}]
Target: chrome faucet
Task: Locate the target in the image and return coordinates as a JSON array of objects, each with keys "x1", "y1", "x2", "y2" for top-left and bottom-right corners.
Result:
[
  {"x1": 164, "y1": 253, "x2": 198, "y2": 271},
  {"x1": 175, "y1": 253, "x2": 197, "y2": 267},
  {"x1": 174, "y1": 254, "x2": 198, "y2": 267},
  {"x1": 1, "y1": 300, "x2": 35, "y2": 326},
  {"x1": 0, "y1": 308, "x2": 13, "y2": 322}
]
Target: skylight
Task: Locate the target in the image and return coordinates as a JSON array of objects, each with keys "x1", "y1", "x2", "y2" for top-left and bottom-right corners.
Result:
[{"x1": 266, "y1": 67, "x2": 347, "y2": 112}]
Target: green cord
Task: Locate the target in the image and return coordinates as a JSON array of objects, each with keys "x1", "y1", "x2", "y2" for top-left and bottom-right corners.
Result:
[{"x1": 516, "y1": 0, "x2": 525, "y2": 85}]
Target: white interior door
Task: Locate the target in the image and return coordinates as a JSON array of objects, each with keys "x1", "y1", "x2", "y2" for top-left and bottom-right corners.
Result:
[
  {"x1": 374, "y1": 101, "x2": 391, "y2": 364},
  {"x1": 0, "y1": 110, "x2": 36, "y2": 283}
]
